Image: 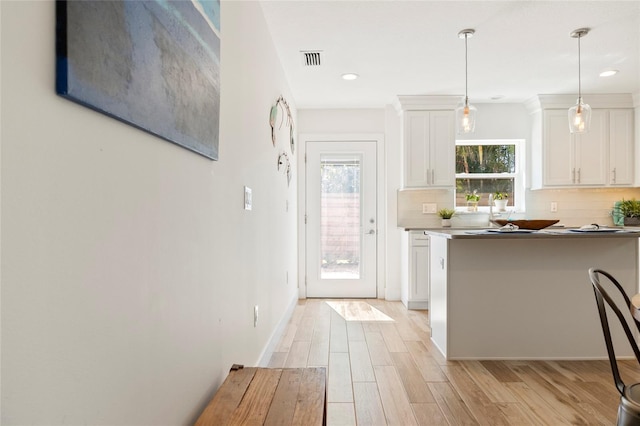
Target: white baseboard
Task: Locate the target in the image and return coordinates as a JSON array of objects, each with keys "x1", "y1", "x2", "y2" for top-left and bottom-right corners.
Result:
[
  {"x1": 407, "y1": 300, "x2": 429, "y2": 310},
  {"x1": 256, "y1": 293, "x2": 298, "y2": 367}
]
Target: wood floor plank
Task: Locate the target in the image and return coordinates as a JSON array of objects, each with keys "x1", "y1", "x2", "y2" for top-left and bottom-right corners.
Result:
[
  {"x1": 346, "y1": 320, "x2": 365, "y2": 341},
  {"x1": 480, "y1": 360, "x2": 521, "y2": 383},
  {"x1": 293, "y1": 314, "x2": 316, "y2": 342},
  {"x1": 505, "y1": 381, "x2": 570, "y2": 426},
  {"x1": 330, "y1": 310, "x2": 349, "y2": 353},
  {"x1": 509, "y1": 364, "x2": 593, "y2": 424},
  {"x1": 374, "y1": 365, "x2": 419, "y2": 425},
  {"x1": 391, "y1": 352, "x2": 435, "y2": 403},
  {"x1": 405, "y1": 340, "x2": 448, "y2": 382},
  {"x1": 327, "y1": 403, "x2": 356, "y2": 426},
  {"x1": 577, "y1": 401, "x2": 617, "y2": 425},
  {"x1": 362, "y1": 321, "x2": 381, "y2": 332},
  {"x1": 275, "y1": 323, "x2": 298, "y2": 353},
  {"x1": 308, "y1": 311, "x2": 331, "y2": 367},
  {"x1": 353, "y1": 382, "x2": 387, "y2": 425},
  {"x1": 495, "y1": 402, "x2": 543, "y2": 426},
  {"x1": 379, "y1": 322, "x2": 408, "y2": 352},
  {"x1": 460, "y1": 361, "x2": 518, "y2": 403},
  {"x1": 428, "y1": 382, "x2": 479, "y2": 426},
  {"x1": 527, "y1": 361, "x2": 592, "y2": 405},
  {"x1": 284, "y1": 340, "x2": 311, "y2": 368},
  {"x1": 406, "y1": 309, "x2": 430, "y2": 334},
  {"x1": 575, "y1": 381, "x2": 619, "y2": 423},
  {"x1": 394, "y1": 316, "x2": 422, "y2": 341},
  {"x1": 411, "y1": 403, "x2": 448, "y2": 426},
  {"x1": 308, "y1": 330, "x2": 330, "y2": 367},
  {"x1": 267, "y1": 352, "x2": 287, "y2": 368},
  {"x1": 349, "y1": 340, "x2": 376, "y2": 382},
  {"x1": 328, "y1": 352, "x2": 353, "y2": 403},
  {"x1": 365, "y1": 331, "x2": 393, "y2": 366},
  {"x1": 443, "y1": 364, "x2": 511, "y2": 425}
]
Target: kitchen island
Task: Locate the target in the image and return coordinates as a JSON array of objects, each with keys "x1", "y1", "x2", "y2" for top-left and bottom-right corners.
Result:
[{"x1": 426, "y1": 228, "x2": 640, "y2": 360}]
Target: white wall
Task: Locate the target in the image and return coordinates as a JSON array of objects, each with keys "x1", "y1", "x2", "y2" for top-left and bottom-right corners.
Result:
[
  {"x1": 455, "y1": 103, "x2": 531, "y2": 141},
  {"x1": 1, "y1": 1, "x2": 298, "y2": 424}
]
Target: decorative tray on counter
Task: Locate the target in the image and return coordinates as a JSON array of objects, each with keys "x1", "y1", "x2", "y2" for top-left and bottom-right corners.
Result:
[{"x1": 490, "y1": 219, "x2": 560, "y2": 230}]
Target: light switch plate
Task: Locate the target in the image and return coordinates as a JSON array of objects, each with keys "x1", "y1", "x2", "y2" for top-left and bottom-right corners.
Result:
[{"x1": 244, "y1": 186, "x2": 252, "y2": 210}]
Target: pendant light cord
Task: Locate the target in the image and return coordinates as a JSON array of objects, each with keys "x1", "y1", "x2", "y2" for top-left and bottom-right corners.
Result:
[
  {"x1": 577, "y1": 34, "x2": 582, "y2": 99},
  {"x1": 464, "y1": 33, "x2": 469, "y2": 104}
]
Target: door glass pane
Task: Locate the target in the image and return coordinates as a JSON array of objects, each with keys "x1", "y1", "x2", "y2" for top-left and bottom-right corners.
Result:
[{"x1": 320, "y1": 154, "x2": 361, "y2": 279}]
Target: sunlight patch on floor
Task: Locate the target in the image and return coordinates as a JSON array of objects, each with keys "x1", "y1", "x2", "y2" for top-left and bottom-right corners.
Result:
[{"x1": 325, "y1": 300, "x2": 395, "y2": 322}]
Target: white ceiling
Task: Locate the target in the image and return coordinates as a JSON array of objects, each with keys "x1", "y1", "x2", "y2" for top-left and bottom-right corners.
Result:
[{"x1": 259, "y1": 1, "x2": 640, "y2": 109}]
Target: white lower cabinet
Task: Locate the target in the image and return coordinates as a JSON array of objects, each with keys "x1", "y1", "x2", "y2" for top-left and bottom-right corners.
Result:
[{"x1": 407, "y1": 231, "x2": 429, "y2": 310}]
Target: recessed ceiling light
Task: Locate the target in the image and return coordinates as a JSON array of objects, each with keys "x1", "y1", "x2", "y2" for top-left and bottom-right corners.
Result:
[
  {"x1": 490, "y1": 95, "x2": 505, "y2": 100},
  {"x1": 342, "y1": 73, "x2": 359, "y2": 81},
  {"x1": 599, "y1": 69, "x2": 619, "y2": 77}
]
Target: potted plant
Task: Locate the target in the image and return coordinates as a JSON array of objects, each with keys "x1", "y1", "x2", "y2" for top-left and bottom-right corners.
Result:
[
  {"x1": 438, "y1": 208, "x2": 455, "y2": 227},
  {"x1": 618, "y1": 199, "x2": 640, "y2": 226},
  {"x1": 493, "y1": 192, "x2": 508, "y2": 212},
  {"x1": 465, "y1": 190, "x2": 480, "y2": 212}
]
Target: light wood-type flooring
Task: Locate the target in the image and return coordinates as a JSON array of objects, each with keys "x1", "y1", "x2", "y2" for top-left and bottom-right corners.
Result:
[{"x1": 267, "y1": 299, "x2": 640, "y2": 425}]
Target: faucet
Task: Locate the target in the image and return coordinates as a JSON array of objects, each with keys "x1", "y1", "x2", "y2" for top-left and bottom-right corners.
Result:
[{"x1": 488, "y1": 193, "x2": 494, "y2": 219}]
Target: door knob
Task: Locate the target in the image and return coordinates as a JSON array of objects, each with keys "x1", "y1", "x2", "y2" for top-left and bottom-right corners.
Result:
[{"x1": 367, "y1": 229, "x2": 376, "y2": 235}]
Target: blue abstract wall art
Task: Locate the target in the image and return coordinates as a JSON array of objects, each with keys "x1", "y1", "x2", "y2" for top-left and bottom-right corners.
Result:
[{"x1": 56, "y1": 0, "x2": 221, "y2": 160}]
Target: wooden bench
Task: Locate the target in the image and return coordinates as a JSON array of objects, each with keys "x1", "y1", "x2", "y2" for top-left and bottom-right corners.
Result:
[{"x1": 195, "y1": 364, "x2": 326, "y2": 425}]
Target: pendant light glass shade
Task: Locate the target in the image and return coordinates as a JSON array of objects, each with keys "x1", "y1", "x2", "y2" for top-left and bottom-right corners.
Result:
[
  {"x1": 568, "y1": 97, "x2": 591, "y2": 133},
  {"x1": 455, "y1": 98, "x2": 477, "y2": 134},
  {"x1": 456, "y1": 29, "x2": 476, "y2": 135},
  {"x1": 568, "y1": 28, "x2": 590, "y2": 133}
]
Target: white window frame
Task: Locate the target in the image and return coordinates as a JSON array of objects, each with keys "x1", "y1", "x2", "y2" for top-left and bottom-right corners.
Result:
[{"x1": 454, "y1": 139, "x2": 526, "y2": 212}]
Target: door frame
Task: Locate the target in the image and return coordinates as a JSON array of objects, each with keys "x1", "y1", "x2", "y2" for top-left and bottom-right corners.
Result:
[{"x1": 298, "y1": 133, "x2": 386, "y2": 299}]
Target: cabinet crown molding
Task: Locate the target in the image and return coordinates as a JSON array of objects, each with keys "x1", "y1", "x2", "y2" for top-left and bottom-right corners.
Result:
[
  {"x1": 524, "y1": 94, "x2": 634, "y2": 113},
  {"x1": 394, "y1": 95, "x2": 461, "y2": 114}
]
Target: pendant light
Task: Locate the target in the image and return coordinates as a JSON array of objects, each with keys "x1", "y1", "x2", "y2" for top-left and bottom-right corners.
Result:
[
  {"x1": 456, "y1": 29, "x2": 477, "y2": 134},
  {"x1": 568, "y1": 28, "x2": 591, "y2": 133}
]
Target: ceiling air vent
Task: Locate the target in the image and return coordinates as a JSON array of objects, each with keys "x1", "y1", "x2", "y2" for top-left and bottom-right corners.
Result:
[{"x1": 301, "y1": 51, "x2": 322, "y2": 67}]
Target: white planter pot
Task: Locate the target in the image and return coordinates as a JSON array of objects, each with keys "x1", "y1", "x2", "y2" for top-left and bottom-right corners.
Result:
[
  {"x1": 494, "y1": 199, "x2": 508, "y2": 212},
  {"x1": 441, "y1": 219, "x2": 452, "y2": 227}
]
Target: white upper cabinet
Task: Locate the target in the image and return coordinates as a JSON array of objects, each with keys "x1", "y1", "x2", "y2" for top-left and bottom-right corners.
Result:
[
  {"x1": 609, "y1": 109, "x2": 635, "y2": 186},
  {"x1": 397, "y1": 96, "x2": 458, "y2": 188},
  {"x1": 403, "y1": 110, "x2": 455, "y2": 187},
  {"x1": 528, "y1": 94, "x2": 635, "y2": 189},
  {"x1": 543, "y1": 109, "x2": 607, "y2": 186}
]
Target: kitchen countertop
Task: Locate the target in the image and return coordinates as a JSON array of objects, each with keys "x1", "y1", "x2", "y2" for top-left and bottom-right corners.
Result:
[{"x1": 421, "y1": 227, "x2": 640, "y2": 239}]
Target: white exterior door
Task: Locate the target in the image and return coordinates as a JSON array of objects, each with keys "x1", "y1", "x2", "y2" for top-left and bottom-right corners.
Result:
[{"x1": 305, "y1": 140, "x2": 377, "y2": 298}]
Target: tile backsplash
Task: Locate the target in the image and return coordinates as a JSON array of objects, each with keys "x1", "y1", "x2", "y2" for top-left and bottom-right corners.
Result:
[{"x1": 397, "y1": 187, "x2": 640, "y2": 229}]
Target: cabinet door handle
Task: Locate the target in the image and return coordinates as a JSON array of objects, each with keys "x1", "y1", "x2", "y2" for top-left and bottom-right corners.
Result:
[
  {"x1": 612, "y1": 168, "x2": 617, "y2": 183},
  {"x1": 572, "y1": 168, "x2": 576, "y2": 184},
  {"x1": 577, "y1": 168, "x2": 581, "y2": 183},
  {"x1": 431, "y1": 169, "x2": 435, "y2": 185}
]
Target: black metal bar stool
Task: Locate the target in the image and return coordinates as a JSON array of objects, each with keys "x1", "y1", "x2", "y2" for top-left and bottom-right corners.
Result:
[{"x1": 589, "y1": 268, "x2": 640, "y2": 425}]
